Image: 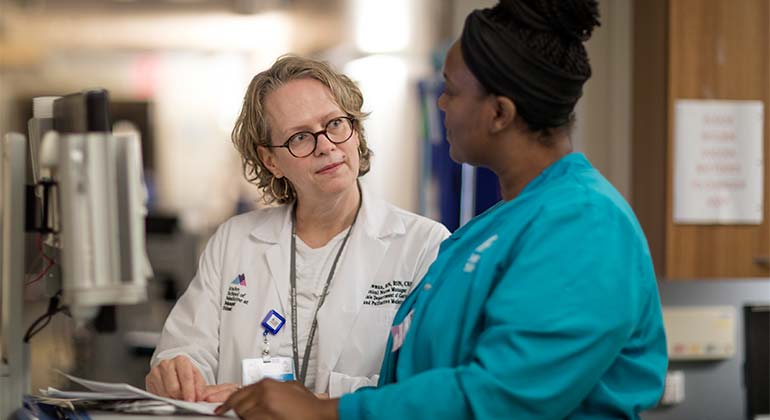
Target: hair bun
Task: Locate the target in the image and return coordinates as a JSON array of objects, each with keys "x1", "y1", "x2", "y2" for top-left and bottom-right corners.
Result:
[{"x1": 498, "y1": 0, "x2": 601, "y2": 41}]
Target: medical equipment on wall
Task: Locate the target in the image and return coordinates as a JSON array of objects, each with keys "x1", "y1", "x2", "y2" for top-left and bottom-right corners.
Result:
[{"x1": 0, "y1": 89, "x2": 152, "y2": 419}]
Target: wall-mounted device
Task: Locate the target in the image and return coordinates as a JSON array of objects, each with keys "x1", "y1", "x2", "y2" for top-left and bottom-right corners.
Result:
[{"x1": 662, "y1": 305, "x2": 736, "y2": 360}]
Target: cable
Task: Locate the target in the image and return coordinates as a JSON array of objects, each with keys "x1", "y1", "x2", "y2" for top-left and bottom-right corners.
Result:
[
  {"x1": 37, "y1": 234, "x2": 55, "y2": 267},
  {"x1": 26, "y1": 264, "x2": 54, "y2": 286},
  {"x1": 26, "y1": 234, "x2": 56, "y2": 286},
  {"x1": 23, "y1": 290, "x2": 68, "y2": 342}
]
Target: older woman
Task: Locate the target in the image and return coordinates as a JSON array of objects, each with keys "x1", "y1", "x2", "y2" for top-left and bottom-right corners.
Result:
[
  {"x1": 217, "y1": 0, "x2": 668, "y2": 419},
  {"x1": 145, "y1": 56, "x2": 449, "y2": 402}
]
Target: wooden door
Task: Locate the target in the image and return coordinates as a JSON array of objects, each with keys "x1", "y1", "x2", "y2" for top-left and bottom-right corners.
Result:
[{"x1": 665, "y1": 0, "x2": 770, "y2": 278}]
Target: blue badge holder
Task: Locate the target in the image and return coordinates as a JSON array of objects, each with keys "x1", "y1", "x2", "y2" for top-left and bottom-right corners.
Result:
[{"x1": 261, "y1": 309, "x2": 286, "y2": 335}]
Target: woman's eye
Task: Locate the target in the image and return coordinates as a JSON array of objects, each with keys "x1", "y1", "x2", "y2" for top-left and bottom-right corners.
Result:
[{"x1": 329, "y1": 118, "x2": 342, "y2": 128}]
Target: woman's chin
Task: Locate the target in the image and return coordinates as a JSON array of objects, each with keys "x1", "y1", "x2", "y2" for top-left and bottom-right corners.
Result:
[{"x1": 311, "y1": 176, "x2": 357, "y2": 196}]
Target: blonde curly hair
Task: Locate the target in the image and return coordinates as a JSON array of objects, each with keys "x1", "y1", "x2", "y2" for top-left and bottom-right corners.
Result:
[{"x1": 231, "y1": 55, "x2": 372, "y2": 204}]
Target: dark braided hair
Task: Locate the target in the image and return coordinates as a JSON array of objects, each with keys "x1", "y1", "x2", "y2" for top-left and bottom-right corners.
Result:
[
  {"x1": 539, "y1": 0, "x2": 601, "y2": 41},
  {"x1": 493, "y1": 0, "x2": 600, "y2": 78},
  {"x1": 486, "y1": 0, "x2": 600, "y2": 135}
]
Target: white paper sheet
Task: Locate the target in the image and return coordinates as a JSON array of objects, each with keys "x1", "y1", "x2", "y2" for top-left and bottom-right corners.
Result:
[
  {"x1": 42, "y1": 387, "x2": 138, "y2": 401},
  {"x1": 46, "y1": 371, "x2": 229, "y2": 416},
  {"x1": 674, "y1": 100, "x2": 764, "y2": 224}
]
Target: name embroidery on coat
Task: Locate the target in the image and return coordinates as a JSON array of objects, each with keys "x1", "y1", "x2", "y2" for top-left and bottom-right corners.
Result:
[
  {"x1": 363, "y1": 280, "x2": 412, "y2": 306},
  {"x1": 463, "y1": 234, "x2": 498, "y2": 273},
  {"x1": 223, "y1": 273, "x2": 249, "y2": 311}
]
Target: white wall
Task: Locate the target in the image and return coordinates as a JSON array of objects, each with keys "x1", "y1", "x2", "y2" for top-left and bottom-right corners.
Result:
[
  {"x1": 576, "y1": 0, "x2": 633, "y2": 199},
  {"x1": 451, "y1": 0, "x2": 497, "y2": 35}
]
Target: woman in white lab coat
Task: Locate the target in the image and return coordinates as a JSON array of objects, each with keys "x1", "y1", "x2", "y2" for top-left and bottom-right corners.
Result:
[{"x1": 145, "y1": 55, "x2": 449, "y2": 403}]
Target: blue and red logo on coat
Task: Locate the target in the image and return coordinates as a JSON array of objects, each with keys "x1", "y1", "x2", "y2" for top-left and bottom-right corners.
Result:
[
  {"x1": 224, "y1": 273, "x2": 248, "y2": 311},
  {"x1": 231, "y1": 273, "x2": 247, "y2": 287}
]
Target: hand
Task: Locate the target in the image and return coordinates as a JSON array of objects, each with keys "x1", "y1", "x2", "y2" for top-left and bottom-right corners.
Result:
[
  {"x1": 200, "y1": 383, "x2": 240, "y2": 403},
  {"x1": 145, "y1": 355, "x2": 206, "y2": 402},
  {"x1": 214, "y1": 379, "x2": 338, "y2": 420}
]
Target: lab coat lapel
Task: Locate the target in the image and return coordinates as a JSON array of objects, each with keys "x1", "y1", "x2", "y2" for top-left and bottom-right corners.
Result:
[
  {"x1": 320, "y1": 187, "x2": 404, "y2": 370},
  {"x1": 251, "y1": 205, "x2": 293, "y2": 315}
]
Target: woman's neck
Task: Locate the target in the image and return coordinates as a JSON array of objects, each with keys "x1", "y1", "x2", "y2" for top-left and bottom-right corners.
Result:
[
  {"x1": 294, "y1": 184, "x2": 360, "y2": 248},
  {"x1": 492, "y1": 133, "x2": 573, "y2": 201}
]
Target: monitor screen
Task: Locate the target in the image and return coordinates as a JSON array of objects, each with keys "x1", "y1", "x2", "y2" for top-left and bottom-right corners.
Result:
[
  {"x1": 53, "y1": 89, "x2": 111, "y2": 133},
  {"x1": 744, "y1": 304, "x2": 770, "y2": 420}
]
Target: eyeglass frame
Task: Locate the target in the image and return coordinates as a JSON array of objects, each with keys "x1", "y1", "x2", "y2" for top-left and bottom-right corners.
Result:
[{"x1": 262, "y1": 115, "x2": 357, "y2": 158}]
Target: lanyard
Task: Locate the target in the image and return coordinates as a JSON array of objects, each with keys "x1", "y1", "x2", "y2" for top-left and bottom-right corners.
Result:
[{"x1": 290, "y1": 195, "x2": 361, "y2": 386}]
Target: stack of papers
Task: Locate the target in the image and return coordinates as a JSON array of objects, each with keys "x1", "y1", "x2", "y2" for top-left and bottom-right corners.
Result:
[{"x1": 40, "y1": 371, "x2": 229, "y2": 416}]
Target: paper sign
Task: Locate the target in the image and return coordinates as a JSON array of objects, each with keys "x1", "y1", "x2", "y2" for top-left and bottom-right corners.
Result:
[{"x1": 673, "y1": 100, "x2": 764, "y2": 224}]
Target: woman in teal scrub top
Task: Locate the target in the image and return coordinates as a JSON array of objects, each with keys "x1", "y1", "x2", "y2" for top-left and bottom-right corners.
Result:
[{"x1": 216, "y1": 1, "x2": 668, "y2": 419}]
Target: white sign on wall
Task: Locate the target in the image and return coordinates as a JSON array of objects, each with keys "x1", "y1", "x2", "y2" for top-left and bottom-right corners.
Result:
[{"x1": 673, "y1": 100, "x2": 764, "y2": 224}]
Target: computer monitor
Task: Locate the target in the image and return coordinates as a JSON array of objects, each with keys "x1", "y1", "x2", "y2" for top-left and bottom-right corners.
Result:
[
  {"x1": 53, "y1": 89, "x2": 111, "y2": 133},
  {"x1": 744, "y1": 304, "x2": 770, "y2": 420}
]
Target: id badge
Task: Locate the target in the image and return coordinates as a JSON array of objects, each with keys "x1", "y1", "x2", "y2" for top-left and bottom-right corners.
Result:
[
  {"x1": 390, "y1": 309, "x2": 414, "y2": 353},
  {"x1": 241, "y1": 356, "x2": 295, "y2": 386}
]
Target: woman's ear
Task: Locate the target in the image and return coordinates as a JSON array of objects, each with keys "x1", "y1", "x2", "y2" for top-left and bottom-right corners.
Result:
[
  {"x1": 257, "y1": 146, "x2": 284, "y2": 178},
  {"x1": 490, "y1": 96, "x2": 517, "y2": 134}
]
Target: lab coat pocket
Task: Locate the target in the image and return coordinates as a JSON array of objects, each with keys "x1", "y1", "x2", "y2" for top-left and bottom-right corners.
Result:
[
  {"x1": 339, "y1": 302, "x2": 398, "y2": 329},
  {"x1": 378, "y1": 306, "x2": 399, "y2": 328},
  {"x1": 327, "y1": 370, "x2": 379, "y2": 398}
]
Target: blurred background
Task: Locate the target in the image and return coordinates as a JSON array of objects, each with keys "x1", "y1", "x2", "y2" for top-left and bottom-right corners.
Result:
[
  {"x1": 1, "y1": 1, "x2": 768, "y2": 420},
  {"x1": 0, "y1": 0, "x2": 632, "y2": 232}
]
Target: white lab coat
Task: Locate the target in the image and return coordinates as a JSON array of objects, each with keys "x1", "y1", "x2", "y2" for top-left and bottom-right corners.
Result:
[{"x1": 151, "y1": 187, "x2": 449, "y2": 397}]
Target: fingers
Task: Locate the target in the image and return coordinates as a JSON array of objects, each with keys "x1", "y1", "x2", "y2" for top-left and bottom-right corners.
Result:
[
  {"x1": 203, "y1": 388, "x2": 234, "y2": 403},
  {"x1": 201, "y1": 383, "x2": 239, "y2": 403},
  {"x1": 150, "y1": 356, "x2": 204, "y2": 401},
  {"x1": 214, "y1": 380, "x2": 325, "y2": 420},
  {"x1": 159, "y1": 360, "x2": 182, "y2": 399},
  {"x1": 175, "y1": 357, "x2": 199, "y2": 402},
  {"x1": 225, "y1": 384, "x2": 259, "y2": 408},
  {"x1": 215, "y1": 382, "x2": 265, "y2": 416},
  {"x1": 193, "y1": 367, "x2": 206, "y2": 400},
  {"x1": 145, "y1": 368, "x2": 167, "y2": 397},
  {"x1": 214, "y1": 400, "x2": 230, "y2": 416},
  {"x1": 214, "y1": 395, "x2": 233, "y2": 416},
  {"x1": 237, "y1": 402, "x2": 269, "y2": 420},
  {"x1": 145, "y1": 372, "x2": 155, "y2": 393},
  {"x1": 286, "y1": 380, "x2": 310, "y2": 394},
  {"x1": 145, "y1": 372, "x2": 160, "y2": 395}
]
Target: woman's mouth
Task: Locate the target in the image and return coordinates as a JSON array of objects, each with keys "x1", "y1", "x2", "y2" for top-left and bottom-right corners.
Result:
[{"x1": 316, "y1": 162, "x2": 343, "y2": 174}]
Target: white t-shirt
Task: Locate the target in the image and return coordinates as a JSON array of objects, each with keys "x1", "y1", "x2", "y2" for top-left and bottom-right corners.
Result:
[{"x1": 293, "y1": 228, "x2": 350, "y2": 390}]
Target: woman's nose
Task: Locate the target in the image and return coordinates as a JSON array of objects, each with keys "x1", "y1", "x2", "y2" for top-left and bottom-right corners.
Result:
[{"x1": 313, "y1": 133, "x2": 336, "y2": 155}]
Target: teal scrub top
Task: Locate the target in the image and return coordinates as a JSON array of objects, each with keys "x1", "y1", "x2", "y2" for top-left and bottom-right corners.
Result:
[{"x1": 339, "y1": 153, "x2": 668, "y2": 419}]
